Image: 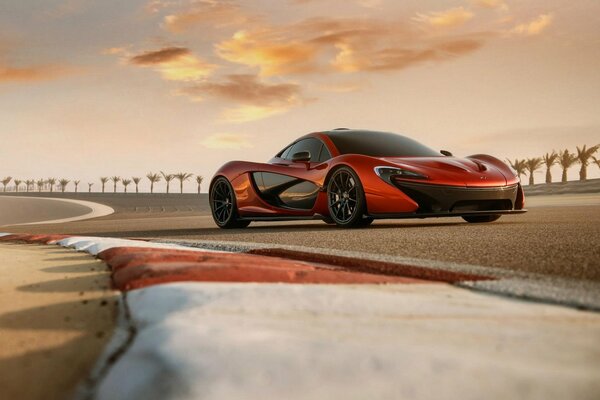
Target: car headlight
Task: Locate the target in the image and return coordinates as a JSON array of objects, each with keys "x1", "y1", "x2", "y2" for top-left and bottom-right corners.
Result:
[{"x1": 374, "y1": 166, "x2": 428, "y2": 184}]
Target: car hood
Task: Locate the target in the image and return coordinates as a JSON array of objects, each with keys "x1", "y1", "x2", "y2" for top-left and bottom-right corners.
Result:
[{"x1": 378, "y1": 157, "x2": 509, "y2": 187}]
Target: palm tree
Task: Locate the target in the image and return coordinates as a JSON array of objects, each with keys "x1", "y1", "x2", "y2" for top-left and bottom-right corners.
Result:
[
  {"x1": 593, "y1": 156, "x2": 600, "y2": 170},
  {"x1": 100, "y1": 177, "x2": 109, "y2": 193},
  {"x1": 506, "y1": 159, "x2": 527, "y2": 182},
  {"x1": 1, "y1": 177, "x2": 12, "y2": 192},
  {"x1": 59, "y1": 179, "x2": 70, "y2": 193},
  {"x1": 74, "y1": 180, "x2": 80, "y2": 193},
  {"x1": 47, "y1": 178, "x2": 56, "y2": 192},
  {"x1": 146, "y1": 172, "x2": 161, "y2": 194},
  {"x1": 14, "y1": 179, "x2": 22, "y2": 192},
  {"x1": 541, "y1": 151, "x2": 559, "y2": 184},
  {"x1": 36, "y1": 179, "x2": 45, "y2": 192},
  {"x1": 88, "y1": 182, "x2": 94, "y2": 193},
  {"x1": 132, "y1": 177, "x2": 141, "y2": 194},
  {"x1": 525, "y1": 158, "x2": 543, "y2": 185},
  {"x1": 122, "y1": 179, "x2": 132, "y2": 193},
  {"x1": 558, "y1": 149, "x2": 578, "y2": 183},
  {"x1": 575, "y1": 144, "x2": 600, "y2": 181},
  {"x1": 110, "y1": 176, "x2": 121, "y2": 193},
  {"x1": 174, "y1": 172, "x2": 193, "y2": 194},
  {"x1": 195, "y1": 175, "x2": 204, "y2": 194},
  {"x1": 161, "y1": 171, "x2": 174, "y2": 194},
  {"x1": 25, "y1": 179, "x2": 34, "y2": 192}
]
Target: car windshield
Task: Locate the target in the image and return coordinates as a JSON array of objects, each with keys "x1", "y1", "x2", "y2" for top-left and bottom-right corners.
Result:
[{"x1": 325, "y1": 130, "x2": 441, "y2": 157}]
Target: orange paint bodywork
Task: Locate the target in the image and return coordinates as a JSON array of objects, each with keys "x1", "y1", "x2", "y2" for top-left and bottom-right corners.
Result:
[{"x1": 211, "y1": 131, "x2": 525, "y2": 219}]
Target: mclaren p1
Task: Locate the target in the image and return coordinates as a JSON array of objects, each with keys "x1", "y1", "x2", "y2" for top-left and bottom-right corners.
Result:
[{"x1": 209, "y1": 129, "x2": 526, "y2": 228}]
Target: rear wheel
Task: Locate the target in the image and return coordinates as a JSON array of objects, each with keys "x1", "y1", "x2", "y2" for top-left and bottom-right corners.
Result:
[
  {"x1": 210, "y1": 177, "x2": 250, "y2": 229},
  {"x1": 462, "y1": 215, "x2": 501, "y2": 223},
  {"x1": 327, "y1": 167, "x2": 368, "y2": 228}
]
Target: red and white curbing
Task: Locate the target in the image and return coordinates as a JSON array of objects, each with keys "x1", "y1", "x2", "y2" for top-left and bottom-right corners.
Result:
[{"x1": 1, "y1": 233, "x2": 599, "y2": 400}]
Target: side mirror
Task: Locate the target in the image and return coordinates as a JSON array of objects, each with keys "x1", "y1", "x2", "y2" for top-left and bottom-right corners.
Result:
[
  {"x1": 292, "y1": 151, "x2": 311, "y2": 162},
  {"x1": 440, "y1": 150, "x2": 453, "y2": 157}
]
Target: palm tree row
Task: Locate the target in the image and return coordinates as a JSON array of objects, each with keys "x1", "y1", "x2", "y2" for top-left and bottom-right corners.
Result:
[
  {"x1": 1, "y1": 173, "x2": 205, "y2": 194},
  {"x1": 507, "y1": 144, "x2": 599, "y2": 185}
]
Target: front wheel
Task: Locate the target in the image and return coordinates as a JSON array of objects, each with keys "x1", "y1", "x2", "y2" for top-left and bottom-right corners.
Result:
[
  {"x1": 462, "y1": 215, "x2": 501, "y2": 223},
  {"x1": 327, "y1": 167, "x2": 368, "y2": 228},
  {"x1": 210, "y1": 177, "x2": 250, "y2": 229}
]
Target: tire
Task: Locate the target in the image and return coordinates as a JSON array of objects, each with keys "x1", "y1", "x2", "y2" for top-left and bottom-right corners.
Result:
[
  {"x1": 462, "y1": 215, "x2": 501, "y2": 223},
  {"x1": 357, "y1": 217, "x2": 374, "y2": 227},
  {"x1": 322, "y1": 216, "x2": 336, "y2": 225},
  {"x1": 210, "y1": 177, "x2": 251, "y2": 229},
  {"x1": 326, "y1": 166, "x2": 368, "y2": 228}
]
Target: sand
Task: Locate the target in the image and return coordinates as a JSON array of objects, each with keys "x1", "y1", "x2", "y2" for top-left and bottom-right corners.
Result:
[{"x1": 0, "y1": 243, "x2": 117, "y2": 400}]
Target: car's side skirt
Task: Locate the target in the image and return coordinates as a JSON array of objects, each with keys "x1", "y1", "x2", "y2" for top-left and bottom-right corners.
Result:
[
  {"x1": 238, "y1": 214, "x2": 329, "y2": 222},
  {"x1": 237, "y1": 209, "x2": 526, "y2": 222},
  {"x1": 368, "y1": 209, "x2": 527, "y2": 219}
]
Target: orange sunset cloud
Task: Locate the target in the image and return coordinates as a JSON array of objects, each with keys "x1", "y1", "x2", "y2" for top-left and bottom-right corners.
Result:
[
  {"x1": 413, "y1": 7, "x2": 475, "y2": 28},
  {"x1": 179, "y1": 73, "x2": 306, "y2": 122},
  {"x1": 128, "y1": 46, "x2": 216, "y2": 81}
]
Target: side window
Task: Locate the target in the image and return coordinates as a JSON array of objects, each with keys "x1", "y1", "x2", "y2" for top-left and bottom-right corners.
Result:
[
  {"x1": 279, "y1": 145, "x2": 294, "y2": 159},
  {"x1": 318, "y1": 144, "x2": 332, "y2": 162},
  {"x1": 285, "y1": 141, "x2": 304, "y2": 160},
  {"x1": 287, "y1": 138, "x2": 326, "y2": 162}
]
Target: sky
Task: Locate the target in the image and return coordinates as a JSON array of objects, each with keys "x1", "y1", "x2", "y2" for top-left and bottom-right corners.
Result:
[{"x1": 1, "y1": 0, "x2": 599, "y2": 192}]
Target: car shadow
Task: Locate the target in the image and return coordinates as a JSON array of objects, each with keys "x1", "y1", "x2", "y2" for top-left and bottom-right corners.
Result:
[{"x1": 74, "y1": 219, "x2": 523, "y2": 240}]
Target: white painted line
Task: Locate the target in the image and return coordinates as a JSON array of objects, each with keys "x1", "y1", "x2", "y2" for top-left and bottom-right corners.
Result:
[
  {"x1": 6, "y1": 196, "x2": 114, "y2": 225},
  {"x1": 57, "y1": 236, "x2": 224, "y2": 256}
]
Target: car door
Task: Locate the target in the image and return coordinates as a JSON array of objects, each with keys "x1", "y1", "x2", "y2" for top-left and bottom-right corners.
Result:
[{"x1": 253, "y1": 138, "x2": 331, "y2": 210}]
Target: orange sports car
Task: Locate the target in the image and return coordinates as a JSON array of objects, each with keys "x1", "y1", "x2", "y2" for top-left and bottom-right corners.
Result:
[{"x1": 209, "y1": 129, "x2": 526, "y2": 228}]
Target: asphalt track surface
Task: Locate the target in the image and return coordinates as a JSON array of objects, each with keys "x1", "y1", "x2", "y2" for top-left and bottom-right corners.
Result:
[
  {"x1": 0, "y1": 196, "x2": 93, "y2": 226},
  {"x1": 2, "y1": 193, "x2": 599, "y2": 283}
]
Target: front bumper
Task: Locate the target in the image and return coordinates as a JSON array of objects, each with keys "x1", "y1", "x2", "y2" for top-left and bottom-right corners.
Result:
[{"x1": 370, "y1": 181, "x2": 525, "y2": 218}]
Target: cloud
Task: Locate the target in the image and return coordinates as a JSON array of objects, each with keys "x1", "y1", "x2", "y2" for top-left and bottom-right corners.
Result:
[
  {"x1": 510, "y1": 14, "x2": 553, "y2": 36},
  {"x1": 413, "y1": 7, "x2": 475, "y2": 28},
  {"x1": 180, "y1": 74, "x2": 307, "y2": 122},
  {"x1": 216, "y1": 30, "x2": 319, "y2": 76},
  {"x1": 215, "y1": 17, "x2": 487, "y2": 76},
  {"x1": 200, "y1": 132, "x2": 254, "y2": 149},
  {"x1": 103, "y1": 47, "x2": 128, "y2": 55},
  {"x1": 145, "y1": 0, "x2": 175, "y2": 14},
  {"x1": 0, "y1": 40, "x2": 76, "y2": 83},
  {"x1": 292, "y1": 0, "x2": 383, "y2": 8},
  {"x1": 219, "y1": 105, "x2": 289, "y2": 123},
  {"x1": 333, "y1": 38, "x2": 485, "y2": 72},
  {"x1": 356, "y1": 0, "x2": 383, "y2": 8},
  {"x1": 159, "y1": 0, "x2": 253, "y2": 32},
  {"x1": 471, "y1": 0, "x2": 508, "y2": 11},
  {"x1": 0, "y1": 65, "x2": 72, "y2": 83},
  {"x1": 128, "y1": 47, "x2": 216, "y2": 81},
  {"x1": 181, "y1": 74, "x2": 302, "y2": 105},
  {"x1": 317, "y1": 80, "x2": 365, "y2": 93},
  {"x1": 129, "y1": 47, "x2": 190, "y2": 64}
]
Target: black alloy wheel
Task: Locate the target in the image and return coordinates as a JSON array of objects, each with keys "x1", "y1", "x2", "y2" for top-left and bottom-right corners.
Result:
[
  {"x1": 210, "y1": 177, "x2": 250, "y2": 229},
  {"x1": 327, "y1": 167, "x2": 370, "y2": 228},
  {"x1": 462, "y1": 214, "x2": 501, "y2": 223}
]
